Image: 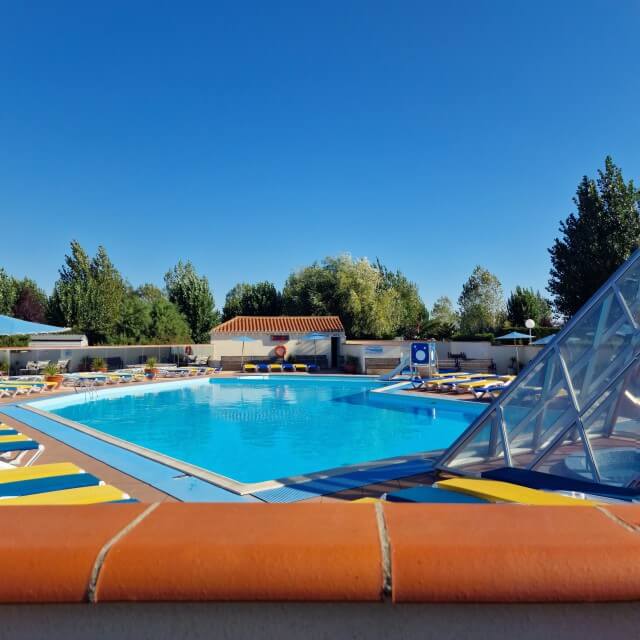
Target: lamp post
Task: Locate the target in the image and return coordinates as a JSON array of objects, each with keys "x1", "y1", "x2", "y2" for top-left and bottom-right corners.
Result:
[{"x1": 525, "y1": 318, "x2": 535, "y2": 344}]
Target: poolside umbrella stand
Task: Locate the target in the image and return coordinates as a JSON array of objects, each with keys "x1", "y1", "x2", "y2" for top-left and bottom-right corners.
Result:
[
  {"x1": 232, "y1": 335, "x2": 257, "y2": 367},
  {"x1": 495, "y1": 331, "x2": 533, "y2": 374},
  {"x1": 300, "y1": 332, "x2": 328, "y2": 366}
]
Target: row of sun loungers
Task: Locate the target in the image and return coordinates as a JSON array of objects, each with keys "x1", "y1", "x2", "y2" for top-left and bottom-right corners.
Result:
[
  {"x1": 243, "y1": 363, "x2": 318, "y2": 373},
  {"x1": 0, "y1": 422, "x2": 133, "y2": 504},
  {"x1": 411, "y1": 372, "x2": 515, "y2": 399}
]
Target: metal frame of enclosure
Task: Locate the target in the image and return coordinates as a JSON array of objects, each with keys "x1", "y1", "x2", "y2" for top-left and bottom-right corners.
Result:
[{"x1": 439, "y1": 249, "x2": 640, "y2": 487}]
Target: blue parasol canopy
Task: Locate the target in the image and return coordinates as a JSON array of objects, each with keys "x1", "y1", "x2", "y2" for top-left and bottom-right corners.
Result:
[
  {"x1": 495, "y1": 331, "x2": 532, "y2": 341},
  {"x1": 0, "y1": 315, "x2": 68, "y2": 336}
]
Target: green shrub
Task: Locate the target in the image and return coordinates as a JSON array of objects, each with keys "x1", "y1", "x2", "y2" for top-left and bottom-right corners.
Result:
[{"x1": 0, "y1": 334, "x2": 30, "y2": 347}]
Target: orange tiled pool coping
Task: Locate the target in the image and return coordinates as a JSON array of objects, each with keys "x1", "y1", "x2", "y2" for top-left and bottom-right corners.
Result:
[{"x1": 1, "y1": 502, "x2": 639, "y2": 604}]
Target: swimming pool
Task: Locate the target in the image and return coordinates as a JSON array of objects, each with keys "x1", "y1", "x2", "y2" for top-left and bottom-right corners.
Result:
[{"x1": 30, "y1": 376, "x2": 483, "y2": 488}]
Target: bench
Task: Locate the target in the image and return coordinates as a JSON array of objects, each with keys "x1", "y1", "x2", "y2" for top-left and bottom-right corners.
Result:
[{"x1": 364, "y1": 357, "x2": 401, "y2": 375}]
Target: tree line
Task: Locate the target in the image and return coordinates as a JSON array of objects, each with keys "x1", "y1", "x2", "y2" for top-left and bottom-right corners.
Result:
[{"x1": 1, "y1": 156, "x2": 638, "y2": 344}]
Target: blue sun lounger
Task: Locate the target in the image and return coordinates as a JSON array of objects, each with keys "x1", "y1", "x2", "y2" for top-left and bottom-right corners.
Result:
[
  {"x1": 0, "y1": 473, "x2": 102, "y2": 498},
  {"x1": 257, "y1": 363, "x2": 269, "y2": 373},
  {"x1": 0, "y1": 440, "x2": 40, "y2": 453},
  {"x1": 0, "y1": 429, "x2": 19, "y2": 437},
  {"x1": 282, "y1": 363, "x2": 294, "y2": 372},
  {"x1": 307, "y1": 363, "x2": 319, "y2": 373},
  {"x1": 383, "y1": 485, "x2": 490, "y2": 504},
  {"x1": 482, "y1": 467, "x2": 640, "y2": 501}
]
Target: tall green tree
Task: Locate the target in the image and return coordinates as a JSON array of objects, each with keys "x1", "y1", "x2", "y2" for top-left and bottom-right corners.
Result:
[
  {"x1": 222, "y1": 281, "x2": 283, "y2": 321},
  {"x1": 164, "y1": 261, "x2": 218, "y2": 343},
  {"x1": 458, "y1": 266, "x2": 505, "y2": 334},
  {"x1": 0, "y1": 268, "x2": 18, "y2": 316},
  {"x1": 506, "y1": 286, "x2": 553, "y2": 327},
  {"x1": 548, "y1": 156, "x2": 640, "y2": 318},
  {"x1": 49, "y1": 241, "x2": 126, "y2": 343}
]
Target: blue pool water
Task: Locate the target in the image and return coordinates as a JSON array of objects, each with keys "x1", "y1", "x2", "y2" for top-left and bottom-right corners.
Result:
[{"x1": 41, "y1": 377, "x2": 483, "y2": 483}]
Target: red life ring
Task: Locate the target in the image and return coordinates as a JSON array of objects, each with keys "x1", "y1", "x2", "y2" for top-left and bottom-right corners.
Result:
[{"x1": 274, "y1": 345, "x2": 287, "y2": 358}]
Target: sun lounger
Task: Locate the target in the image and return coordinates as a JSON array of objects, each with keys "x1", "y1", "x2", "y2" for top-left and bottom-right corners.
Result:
[
  {"x1": 257, "y1": 363, "x2": 269, "y2": 373},
  {"x1": 435, "y1": 478, "x2": 601, "y2": 506},
  {"x1": 451, "y1": 375, "x2": 511, "y2": 393},
  {"x1": 0, "y1": 472, "x2": 101, "y2": 497},
  {"x1": 269, "y1": 363, "x2": 283, "y2": 372},
  {"x1": 470, "y1": 379, "x2": 514, "y2": 400},
  {"x1": 0, "y1": 484, "x2": 130, "y2": 505},
  {"x1": 307, "y1": 363, "x2": 319, "y2": 373},
  {"x1": 282, "y1": 363, "x2": 294, "y2": 372},
  {"x1": 0, "y1": 461, "x2": 83, "y2": 482},
  {"x1": 243, "y1": 364, "x2": 257, "y2": 373},
  {"x1": 482, "y1": 467, "x2": 640, "y2": 502},
  {"x1": 0, "y1": 384, "x2": 35, "y2": 397},
  {"x1": 0, "y1": 429, "x2": 19, "y2": 436},
  {"x1": 293, "y1": 364, "x2": 307, "y2": 372},
  {"x1": 0, "y1": 437, "x2": 44, "y2": 466},
  {"x1": 384, "y1": 485, "x2": 489, "y2": 503}
]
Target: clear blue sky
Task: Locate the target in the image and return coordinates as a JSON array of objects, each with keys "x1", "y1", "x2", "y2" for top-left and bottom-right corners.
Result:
[{"x1": 2, "y1": 1, "x2": 639, "y2": 310}]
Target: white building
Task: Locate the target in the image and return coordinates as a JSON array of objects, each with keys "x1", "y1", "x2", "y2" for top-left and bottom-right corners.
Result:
[{"x1": 210, "y1": 316, "x2": 345, "y2": 369}]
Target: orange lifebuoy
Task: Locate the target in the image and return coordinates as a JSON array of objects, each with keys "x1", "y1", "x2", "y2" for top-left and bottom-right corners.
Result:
[{"x1": 274, "y1": 345, "x2": 287, "y2": 358}]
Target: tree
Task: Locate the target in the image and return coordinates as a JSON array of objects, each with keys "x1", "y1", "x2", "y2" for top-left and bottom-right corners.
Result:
[
  {"x1": 113, "y1": 290, "x2": 152, "y2": 344},
  {"x1": 148, "y1": 297, "x2": 192, "y2": 343},
  {"x1": 0, "y1": 268, "x2": 18, "y2": 315},
  {"x1": 222, "y1": 282, "x2": 283, "y2": 321},
  {"x1": 429, "y1": 296, "x2": 459, "y2": 339},
  {"x1": 282, "y1": 254, "x2": 428, "y2": 339},
  {"x1": 164, "y1": 261, "x2": 218, "y2": 343},
  {"x1": 375, "y1": 260, "x2": 428, "y2": 339},
  {"x1": 506, "y1": 286, "x2": 553, "y2": 327},
  {"x1": 548, "y1": 156, "x2": 640, "y2": 318},
  {"x1": 49, "y1": 241, "x2": 126, "y2": 343},
  {"x1": 458, "y1": 266, "x2": 505, "y2": 334},
  {"x1": 11, "y1": 279, "x2": 48, "y2": 323}
]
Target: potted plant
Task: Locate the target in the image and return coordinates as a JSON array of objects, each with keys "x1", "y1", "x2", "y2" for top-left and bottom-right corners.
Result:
[
  {"x1": 91, "y1": 357, "x2": 108, "y2": 373},
  {"x1": 43, "y1": 362, "x2": 65, "y2": 388},
  {"x1": 0, "y1": 358, "x2": 8, "y2": 377},
  {"x1": 145, "y1": 357, "x2": 159, "y2": 379}
]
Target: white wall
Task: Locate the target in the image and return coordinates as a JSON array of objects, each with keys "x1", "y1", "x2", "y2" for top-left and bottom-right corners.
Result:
[{"x1": 211, "y1": 333, "x2": 344, "y2": 364}]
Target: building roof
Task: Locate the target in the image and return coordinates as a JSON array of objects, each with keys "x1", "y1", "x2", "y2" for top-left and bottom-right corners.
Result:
[{"x1": 212, "y1": 316, "x2": 345, "y2": 334}]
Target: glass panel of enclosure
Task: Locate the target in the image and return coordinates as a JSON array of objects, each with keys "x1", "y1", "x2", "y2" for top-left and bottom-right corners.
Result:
[
  {"x1": 617, "y1": 257, "x2": 640, "y2": 324},
  {"x1": 558, "y1": 289, "x2": 635, "y2": 411},
  {"x1": 500, "y1": 352, "x2": 576, "y2": 465},
  {"x1": 439, "y1": 250, "x2": 640, "y2": 486}
]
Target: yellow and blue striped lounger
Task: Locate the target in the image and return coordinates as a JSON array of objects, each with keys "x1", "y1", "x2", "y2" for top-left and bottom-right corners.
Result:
[
  {"x1": 0, "y1": 462, "x2": 84, "y2": 483},
  {"x1": 435, "y1": 478, "x2": 601, "y2": 506},
  {"x1": 293, "y1": 363, "x2": 308, "y2": 372},
  {"x1": 269, "y1": 363, "x2": 283, "y2": 372},
  {"x1": 0, "y1": 484, "x2": 131, "y2": 505}
]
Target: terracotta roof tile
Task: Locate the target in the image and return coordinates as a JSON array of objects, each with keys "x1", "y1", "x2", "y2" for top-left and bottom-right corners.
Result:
[{"x1": 212, "y1": 316, "x2": 345, "y2": 334}]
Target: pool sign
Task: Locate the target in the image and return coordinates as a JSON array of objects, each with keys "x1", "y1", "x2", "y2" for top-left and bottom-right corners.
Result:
[{"x1": 411, "y1": 342, "x2": 436, "y2": 367}]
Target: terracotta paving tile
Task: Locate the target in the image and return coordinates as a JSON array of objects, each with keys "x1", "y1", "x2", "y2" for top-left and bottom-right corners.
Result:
[
  {"x1": 602, "y1": 505, "x2": 640, "y2": 529},
  {"x1": 0, "y1": 504, "x2": 146, "y2": 602},
  {"x1": 98, "y1": 503, "x2": 383, "y2": 601},
  {"x1": 383, "y1": 503, "x2": 640, "y2": 603}
]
